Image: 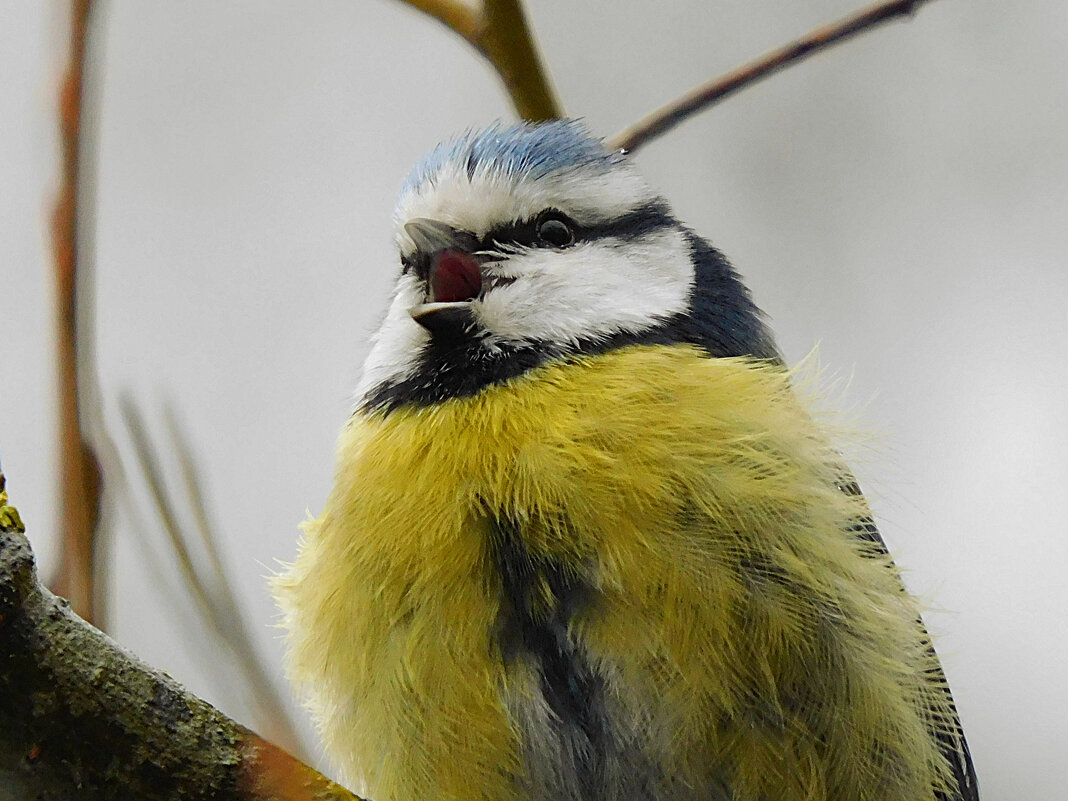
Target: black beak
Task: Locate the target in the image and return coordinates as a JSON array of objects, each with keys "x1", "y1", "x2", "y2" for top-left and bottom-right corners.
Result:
[
  {"x1": 409, "y1": 301, "x2": 478, "y2": 339},
  {"x1": 403, "y1": 218, "x2": 460, "y2": 258},
  {"x1": 404, "y1": 218, "x2": 481, "y2": 340}
]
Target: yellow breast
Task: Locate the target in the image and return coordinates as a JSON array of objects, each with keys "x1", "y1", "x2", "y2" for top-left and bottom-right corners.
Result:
[{"x1": 275, "y1": 344, "x2": 955, "y2": 801}]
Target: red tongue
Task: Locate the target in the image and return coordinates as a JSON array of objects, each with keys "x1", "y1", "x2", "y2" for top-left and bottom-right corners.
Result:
[{"x1": 430, "y1": 249, "x2": 482, "y2": 303}]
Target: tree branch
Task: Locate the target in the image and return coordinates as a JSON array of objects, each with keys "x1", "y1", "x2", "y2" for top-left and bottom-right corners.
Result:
[
  {"x1": 479, "y1": 0, "x2": 561, "y2": 121},
  {"x1": 607, "y1": 0, "x2": 937, "y2": 154},
  {"x1": 397, "y1": 0, "x2": 562, "y2": 120},
  {"x1": 0, "y1": 488, "x2": 358, "y2": 800}
]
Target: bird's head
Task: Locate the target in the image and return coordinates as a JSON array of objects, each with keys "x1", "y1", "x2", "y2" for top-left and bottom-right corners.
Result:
[{"x1": 358, "y1": 120, "x2": 775, "y2": 411}]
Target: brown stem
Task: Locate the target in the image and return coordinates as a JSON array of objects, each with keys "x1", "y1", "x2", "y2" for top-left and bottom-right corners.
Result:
[
  {"x1": 52, "y1": 0, "x2": 102, "y2": 624},
  {"x1": 608, "y1": 0, "x2": 935, "y2": 154},
  {"x1": 480, "y1": 0, "x2": 561, "y2": 121},
  {"x1": 398, "y1": 0, "x2": 562, "y2": 120},
  {"x1": 398, "y1": 0, "x2": 482, "y2": 41}
]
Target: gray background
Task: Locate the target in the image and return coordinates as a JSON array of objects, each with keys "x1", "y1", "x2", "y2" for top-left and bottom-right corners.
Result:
[{"x1": 2, "y1": 1, "x2": 1065, "y2": 797}]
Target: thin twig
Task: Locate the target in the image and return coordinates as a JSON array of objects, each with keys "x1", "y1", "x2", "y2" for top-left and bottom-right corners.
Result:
[
  {"x1": 399, "y1": 0, "x2": 481, "y2": 41},
  {"x1": 162, "y1": 406, "x2": 308, "y2": 760},
  {"x1": 608, "y1": 0, "x2": 935, "y2": 154},
  {"x1": 120, "y1": 399, "x2": 308, "y2": 761},
  {"x1": 120, "y1": 400, "x2": 221, "y2": 651},
  {"x1": 397, "y1": 0, "x2": 562, "y2": 120},
  {"x1": 52, "y1": 0, "x2": 102, "y2": 623}
]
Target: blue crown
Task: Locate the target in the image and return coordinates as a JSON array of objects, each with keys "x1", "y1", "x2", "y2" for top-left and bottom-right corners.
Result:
[{"x1": 400, "y1": 120, "x2": 618, "y2": 199}]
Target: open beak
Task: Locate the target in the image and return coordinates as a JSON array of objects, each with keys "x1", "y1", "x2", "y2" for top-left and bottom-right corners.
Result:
[
  {"x1": 409, "y1": 301, "x2": 478, "y2": 338},
  {"x1": 405, "y1": 218, "x2": 483, "y2": 338},
  {"x1": 403, "y1": 218, "x2": 458, "y2": 255}
]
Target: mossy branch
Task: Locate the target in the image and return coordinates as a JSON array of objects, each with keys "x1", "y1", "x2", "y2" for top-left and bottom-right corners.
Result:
[{"x1": 0, "y1": 500, "x2": 358, "y2": 801}]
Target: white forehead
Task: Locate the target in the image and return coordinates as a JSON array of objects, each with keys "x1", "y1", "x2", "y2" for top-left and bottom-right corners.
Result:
[{"x1": 393, "y1": 122, "x2": 654, "y2": 255}]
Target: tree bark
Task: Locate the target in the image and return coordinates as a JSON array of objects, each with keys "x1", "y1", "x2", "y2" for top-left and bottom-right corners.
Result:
[{"x1": 0, "y1": 521, "x2": 359, "y2": 801}]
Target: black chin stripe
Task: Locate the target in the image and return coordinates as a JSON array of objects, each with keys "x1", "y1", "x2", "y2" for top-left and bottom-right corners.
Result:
[
  {"x1": 580, "y1": 199, "x2": 676, "y2": 243},
  {"x1": 478, "y1": 200, "x2": 677, "y2": 254},
  {"x1": 361, "y1": 338, "x2": 557, "y2": 412}
]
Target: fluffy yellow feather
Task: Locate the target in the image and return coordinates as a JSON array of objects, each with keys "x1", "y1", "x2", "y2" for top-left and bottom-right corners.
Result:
[{"x1": 274, "y1": 344, "x2": 957, "y2": 801}]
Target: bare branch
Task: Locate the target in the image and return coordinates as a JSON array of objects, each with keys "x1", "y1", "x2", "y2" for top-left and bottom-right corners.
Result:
[
  {"x1": 397, "y1": 0, "x2": 563, "y2": 120},
  {"x1": 480, "y1": 0, "x2": 561, "y2": 121},
  {"x1": 52, "y1": 0, "x2": 103, "y2": 624},
  {"x1": 608, "y1": 0, "x2": 936, "y2": 154},
  {"x1": 399, "y1": 0, "x2": 481, "y2": 42},
  {"x1": 0, "y1": 487, "x2": 358, "y2": 799},
  {"x1": 163, "y1": 405, "x2": 310, "y2": 760}
]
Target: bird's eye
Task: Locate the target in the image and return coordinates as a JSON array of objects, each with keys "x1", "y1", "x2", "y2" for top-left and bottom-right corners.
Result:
[{"x1": 536, "y1": 213, "x2": 575, "y2": 249}]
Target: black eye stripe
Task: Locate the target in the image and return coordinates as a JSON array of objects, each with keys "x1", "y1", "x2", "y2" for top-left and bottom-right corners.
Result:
[
  {"x1": 399, "y1": 199, "x2": 679, "y2": 272},
  {"x1": 484, "y1": 217, "x2": 540, "y2": 251},
  {"x1": 582, "y1": 200, "x2": 677, "y2": 243},
  {"x1": 482, "y1": 200, "x2": 677, "y2": 251}
]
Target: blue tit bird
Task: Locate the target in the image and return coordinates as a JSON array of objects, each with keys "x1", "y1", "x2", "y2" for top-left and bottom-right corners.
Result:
[{"x1": 274, "y1": 120, "x2": 978, "y2": 801}]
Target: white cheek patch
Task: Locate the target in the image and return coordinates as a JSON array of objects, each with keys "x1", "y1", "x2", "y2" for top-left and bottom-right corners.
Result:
[
  {"x1": 353, "y1": 273, "x2": 429, "y2": 401},
  {"x1": 357, "y1": 157, "x2": 692, "y2": 403},
  {"x1": 353, "y1": 226, "x2": 694, "y2": 404},
  {"x1": 394, "y1": 164, "x2": 652, "y2": 256},
  {"x1": 475, "y1": 227, "x2": 694, "y2": 347}
]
